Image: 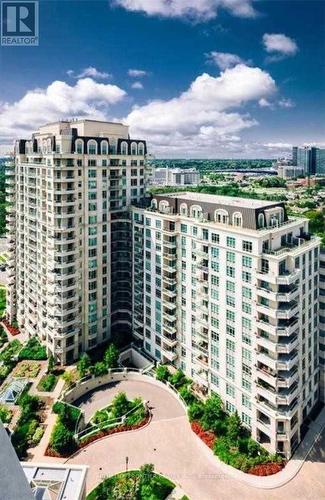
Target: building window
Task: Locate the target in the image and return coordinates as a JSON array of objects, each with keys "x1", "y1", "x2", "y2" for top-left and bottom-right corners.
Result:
[
  {"x1": 138, "y1": 142, "x2": 144, "y2": 155},
  {"x1": 101, "y1": 141, "x2": 108, "y2": 155},
  {"x1": 242, "y1": 240, "x2": 252, "y2": 253},
  {"x1": 88, "y1": 140, "x2": 97, "y2": 155},
  {"x1": 131, "y1": 142, "x2": 137, "y2": 155},
  {"x1": 226, "y1": 236, "x2": 236, "y2": 248},
  {"x1": 215, "y1": 209, "x2": 229, "y2": 224},
  {"x1": 121, "y1": 141, "x2": 128, "y2": 155},
  {"x1": 76, "y1": 139, "x2": 83, "y2": 154},
  {"x1": 232, "y1": 212, "x2": 242, "y2": 227}
]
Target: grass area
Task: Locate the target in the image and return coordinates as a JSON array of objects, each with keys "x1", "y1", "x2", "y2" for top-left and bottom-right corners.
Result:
[
  {"x1": 12, "y1": 361, "x2": 41, "y2": 378},
  {"x1": 37, "y1": 373, "x2": 58, "y2": 392},
  {"x1": 0, "y1": 325, "x2": 7, "y2": 348},
  {"x1": 87, "y1": 467, "x2": 175, "y2": 500},
  {"x1": 0, "y1": 287, "x2": 6, "y2": 317}
]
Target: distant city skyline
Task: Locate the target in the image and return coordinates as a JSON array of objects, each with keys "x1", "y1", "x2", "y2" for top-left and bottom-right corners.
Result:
[{"x1": 0, "y1": 0, "x2": 324, "y2": 158}]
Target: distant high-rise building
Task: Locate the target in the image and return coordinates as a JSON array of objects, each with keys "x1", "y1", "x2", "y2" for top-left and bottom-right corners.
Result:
[
  {"x1": 152, "y1": 167, "x2": 200, "y2": 186},
  {"x1": 295, "y1": 145, "x2": 325, "y2": 175}
]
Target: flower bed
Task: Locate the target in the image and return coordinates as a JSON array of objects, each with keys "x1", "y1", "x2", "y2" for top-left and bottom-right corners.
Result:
[
  {"x1": 2, "y1": 320, "x2": 20, "y2": 336},
  {"x1": 12, "y1": 361, "x2": 41, "y2": 379},
  {"x1": 191, "y1": 421, "x2": 215, "y2": 449},
  {"x1": 156, "y1": 365, "x2": 285, "y2": 477},
  {"x1": 248, "y1": 462, "x2": 284, "y2": 476}
]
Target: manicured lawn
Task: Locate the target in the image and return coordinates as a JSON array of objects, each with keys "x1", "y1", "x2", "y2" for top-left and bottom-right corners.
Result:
[
  {"x1": 87, "y1": 468, "x2": 175, "y2": 500},
  {"x1": 37, "y1": 373, "x2": 58, "y2": 392},
  {"x1": 18, "y1": 337, "x2": 47, "y2": 360}
]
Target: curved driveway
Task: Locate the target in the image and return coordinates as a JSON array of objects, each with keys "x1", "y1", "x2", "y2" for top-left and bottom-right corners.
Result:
[{"x1": 68, "y1": 379, "x2": 325, "y2": 500}]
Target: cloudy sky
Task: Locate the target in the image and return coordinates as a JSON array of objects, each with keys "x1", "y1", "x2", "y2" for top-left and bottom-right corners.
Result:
[{"x1": 0, "y1": 0, "x2": 324, "y2": 158}]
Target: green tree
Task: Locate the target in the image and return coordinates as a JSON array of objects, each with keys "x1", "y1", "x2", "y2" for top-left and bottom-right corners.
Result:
[
  {"x1": 104, "y1": 343, "x2": 119, "y2": 369},
  {"x1": 155, "y1": 365, "x2": 170, "y2": 381},
  {"x1": 111, "y1": 392, "x2": 129, "y2": 418},
  {"x1": 226, "y1": 411, "x2": 242, "y2": 444},
  {"x1": 77, "y1": 353, "x2": 91, "y2": 378},
  {"x1": 92, "y1": 361, "x2": 108, "y2": 377},
  {"x1": 139, "y1": 463, "x2": 155, "y2": 487},
  {"x1": 201, "y1": 394, "x2": 224, "y2": 432},
  {"x1": 50, "y1": 421, "x2": 75, "y2": 454},
  {"x1": 47, "y1": 354, "x2": 55, "y2": 374}
]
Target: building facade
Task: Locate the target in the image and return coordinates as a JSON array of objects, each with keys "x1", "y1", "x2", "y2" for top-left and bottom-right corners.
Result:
[
  {"x1": 152, "y1": 167, "x2": 200, "y2": 186},
  {"x1": 320, "y1": 249, "x2": 325, "y2": 401},
  {"x1": 294, "y1": 145, "x2": 325, "y2": 175},
  {"x1": 131, "y1": 192, "x2": 320, "y2": 459},
  {"x1": 6, "y1": 120, "x2": 148, "y2": 364}
]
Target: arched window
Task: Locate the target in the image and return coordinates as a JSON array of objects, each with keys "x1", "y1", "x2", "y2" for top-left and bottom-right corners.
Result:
[
  {"x1": 159, "y1": 200, "x2": 169, "y2": 213},
  {"x1": 190, "y1": 205, "x2": 202, "y2": 219},
  {"x1": 109, "y1": 139, "x2": 117, "y2": 154},
  {"x1": 258, "y1": 213, "x2": 265, "y2": 228},
  {"x1": 75, "y1": 139, "x2": 83, "y2": 154},
  {"x1": 121, "y1": 141, "x2": 128, "y2": 155},
  {"x1": 180, "y1": 203, "x2": 188, "y2": 216},
  {"x1": 88, "y1": 140, "x2": 97, "y2": 155},
  {"x1": 232, "y1": 212, "x2": 242, "y2": 227},
  {"x1": 101, "y1": 140, "x2": 108, "y2": 155},
  {"x1": 215, "y1": 209, "x2": 229, "y2": 224},
  {"x1": 131, "y1": 142, "x2": 137, "y2": 155},
  {"x1": 138, "y1": 142, "x2": 144, "y2": 155}
]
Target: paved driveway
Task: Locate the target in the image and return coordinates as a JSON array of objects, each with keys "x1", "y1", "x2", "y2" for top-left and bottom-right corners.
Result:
[
  {"x1": 68, "y1": 379, "x2": 325, "y2": 500},
  {"x1": 74, "y1": 379, "x2": 185, "y2": 423}
]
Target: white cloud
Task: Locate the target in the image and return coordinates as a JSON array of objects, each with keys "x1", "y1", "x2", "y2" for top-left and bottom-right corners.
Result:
[
  {"x1": 262, "y1": 142, "x2": 292, "y2": 149},
  {"x1": 128, "y1": 69, "x2": 148, "y2": 78},
  {"x1": 258, "y1": 98, "x2": 272, "y2": 108},
  {"x1": 125, "y1": 64, "x2": 276, "y2": 156},
  {"x1": 278, "y1": 97, "x2": 295, "y2": 108},
  {"x1": 0, "y1": 78, "x2": 126, "y2": 143},
  {"x1": 131, "y1": 81, "x2": 144, "y2": 89},
  {"x1": 67, "y1": 67, "x2": 111, "y2": 79},
  {"x1": 263, "y1": 33, "x2": 298, "y2": 57},
  {"x1": 206, "y1": 51, "x2": 248, "y2": 70},
  {"x1": 113, "y1": 0, "x2": 257, "y2": 21}
]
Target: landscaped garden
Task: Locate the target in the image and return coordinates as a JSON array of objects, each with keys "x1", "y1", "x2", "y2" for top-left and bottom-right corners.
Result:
[
  {"x1": 37, "y1": 373, "x2": 58, "y2": 392},
  {"x1": 12, "y1": 361, "x2": 41, "y2": 379},
  {"x1": 18, "y1": 336, "x2": 47, "y2": 360},
  {"x1": 0, "y1": 324, "x2": 7, "y2": 348},
  {"x1": 86, "y1": 463, "x2": 175, "y2": 500},
  {"x1": 46, "y1": 391, "x2": 148, "y2": 457},
  {"x1": 155, "y1": 365, "x2": 285, "y2": 476},
  {"x1": 11, "y1": 389, "x2": 45, "y2": 458},
  {"x1": 0, "y1": 339, "x2": 21, "y2": 384}
]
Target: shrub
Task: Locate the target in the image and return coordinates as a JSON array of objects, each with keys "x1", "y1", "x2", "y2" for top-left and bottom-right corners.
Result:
[
  {"x1": 104, "y1": 343, "x2": 119, "y2": 369},
  {"x1": 155, "y1": 365, "x2": 170, "y2": 382},
  {"x1": 111, "y1": 392, "x2": 130, "y2": 418},
  {"x1": 77, "y1": 353, "x2": 91, "y2": 378},
  {"x1": 226, "y1": 411, "x2": 242, "y2": 444},
  {"x1": 50, "y1": 421, "x2": 76, "y2": 455},
  {"x1": 13, "y1": 361, "x2": 41, "y2": 378},
  {"x1": 188, "y1": 402, "x2": 205, "y2": 422},
  {"x1": 200, "y1": 394, "x2": 225, "y2": 433},
  {"x1": 169, "y1": 369, "x2": 186, "y2": 387},
  {"x1": 0, "y1": 339, "x2": 21, "y2": 364},
  {"x1": 178, "y1": 386, "x2": 196, "y2": 405},
  {"x1": 52, "y1": 401, "x2": 80, "y2": 431},
  {"x1": 0, "y1": 404, "x2": 12, "y2": 423},
  {"x1": 18, "y1": 337, "x2": 47, "y2": 360},
  {"x1": 31, "y1": 426, "x2": 44, "y2": 445},
  {"x1": 37, "y1": 373, "x2": 57, "y2": 392},
  {"x1": 92, "y1": 361, "x2": 108, "y2": 377}
]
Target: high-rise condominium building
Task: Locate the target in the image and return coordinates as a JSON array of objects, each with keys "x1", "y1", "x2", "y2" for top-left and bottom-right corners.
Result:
[
  {"x1": 294, "y1": 145, "x2": 325, "y2": 175},
  {"x1": 132, "y1": 192, "x2": 320, "y2": 458},
  {"x1": 6, "y1": 120, "x2": 147, "y2": 364},
  {"x1": 320, "y1": 249, "x2": 325, "y2": 401},
  {"x1": 152, "y1": 167, "x2": 200, "y2": 186}
]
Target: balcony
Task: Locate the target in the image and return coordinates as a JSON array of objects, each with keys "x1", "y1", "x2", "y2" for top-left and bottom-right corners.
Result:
[
  {"x1": 256, "y1": 269, "x2": 300, "y2": 286},
  {"x1": 256, "y1": 302, "x2": 299, "y2": 320},
  {"x1": 162, "y1": 332, "x2": 177, "y2": 347},
  {"x1": 161, "y1": 346, "x2": 177, "y2": 362},
  {"x1": 277, "y1": 385, "x2": 299, "y2": 406},
  {"x1": 277, "y1": 369, "x2": 299, "y2": 388},
  {"x1": 276, "y1": 352, "x2": 298, "y2": 371},
  {"x1": 276, "y1": 335, "x2": 298, "y2": 354}
]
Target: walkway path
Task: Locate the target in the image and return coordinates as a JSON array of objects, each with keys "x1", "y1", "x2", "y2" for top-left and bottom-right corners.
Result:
[{"x1": 64, "y1": 379, "x2": 325, "y2": 500}]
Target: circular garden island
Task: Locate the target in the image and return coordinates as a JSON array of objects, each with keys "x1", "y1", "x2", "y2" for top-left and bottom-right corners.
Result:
[{"x1": 86, "y1": 464, "x2": 177, "y2": 500}]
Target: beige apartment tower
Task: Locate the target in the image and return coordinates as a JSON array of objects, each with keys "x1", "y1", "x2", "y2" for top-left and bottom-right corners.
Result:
[
  {"x1": 6, "y1": 120, "x2": 148, "y2": 364},
  {"x1": 132, "y1": 192, "x2": 321, "y2": 459}
]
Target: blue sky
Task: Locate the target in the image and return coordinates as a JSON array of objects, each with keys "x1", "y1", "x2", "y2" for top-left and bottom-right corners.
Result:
[{"x1": 0, "y1": 0, "x2": 324, "y2": 158}]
